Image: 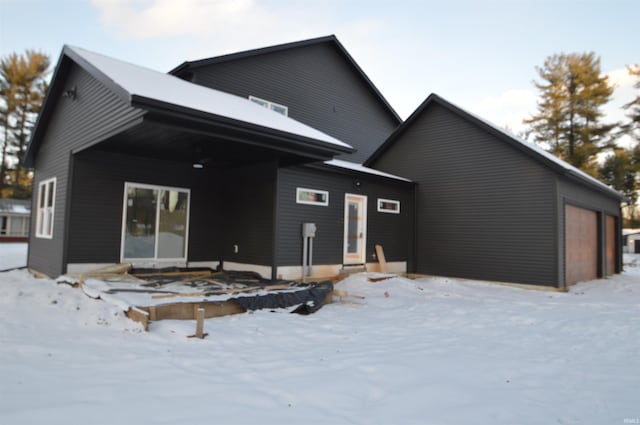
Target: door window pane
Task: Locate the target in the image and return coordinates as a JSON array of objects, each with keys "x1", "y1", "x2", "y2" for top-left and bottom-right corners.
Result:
[
  {"x1": 124, "y1": 187, "x2": 157, "y2": 258},
  {"x1": 347, "y1": 202, "x2": 359, "y2": 254},
  {"x1": 157, "y1": 190, "x2": 188, "y2": 258}
]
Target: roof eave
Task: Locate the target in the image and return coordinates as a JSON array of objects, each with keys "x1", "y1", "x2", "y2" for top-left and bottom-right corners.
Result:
[
  {"x1": 306, "y1": 161, "x2": 415, "y2": 185},
  {"x1": 130, "y1": 94, "x2": 354, "y2": 158},
  {"x1": 25, "y1": 48, "x2": 74, "y2": 168}
]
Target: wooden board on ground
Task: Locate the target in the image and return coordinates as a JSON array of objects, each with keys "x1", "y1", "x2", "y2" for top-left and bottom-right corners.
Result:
[
  {"x1": 137, "y1": 300, "x2": 247, "y2": 321},
  {"x1": 332, "y1": 289, "x2": 365, "y2": 300},
  {"x1": 368, "y1": 275, "x2": 396, "y2": 282},
  {"x1": 150, "y1": 283, "x2": 296, "y2": 299},
  {"x1": 125, "y1": 307, "x2": 149, "y2": 331}
]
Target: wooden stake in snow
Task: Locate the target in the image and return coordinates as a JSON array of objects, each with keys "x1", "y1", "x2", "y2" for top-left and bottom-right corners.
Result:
[{"x1": 195, "y1": 308, "x2": 205, "y2": 339}]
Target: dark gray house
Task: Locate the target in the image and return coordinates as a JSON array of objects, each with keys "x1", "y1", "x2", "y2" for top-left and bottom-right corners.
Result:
[
  {"x1": 367, "y1": 94, "x2": 625, "y2": 288},
  {"x1": 24, "y1": 39, "x2": 414, "y2": 280},
  {"x1": 25, "y1": 36, "x2": 624, "y2": 289},
  {"x1": 170, "y1": 35, "x2": 401, "y2": 164}
]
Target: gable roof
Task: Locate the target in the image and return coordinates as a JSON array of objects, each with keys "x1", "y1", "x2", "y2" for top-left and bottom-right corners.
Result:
[
  {"x1": 366, "y1": 93, "x2": 625, "y2": 201},
  {"x1": 26, "y1": 45, "x2": 353, "y2": 167},
  {"x1": 169, "y1": 35, "x2": 402, "y2": 125}
]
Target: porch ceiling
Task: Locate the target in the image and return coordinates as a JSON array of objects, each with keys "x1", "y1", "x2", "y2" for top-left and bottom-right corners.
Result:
[{"x1": 94, "y1": 117, "x2": 336, "y2": 167}]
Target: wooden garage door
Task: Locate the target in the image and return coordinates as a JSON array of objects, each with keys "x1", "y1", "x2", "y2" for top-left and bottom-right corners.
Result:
[
  {"x1": 565, "y1": 205, "x2": 598, "y2": 286},
  {"x1": 605, "y1": 215, "x2": 616, "y2": 276}
]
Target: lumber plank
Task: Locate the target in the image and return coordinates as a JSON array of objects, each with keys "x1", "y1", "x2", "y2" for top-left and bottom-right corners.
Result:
[
  {"x1": 133, "y1": 270, "x2": 213, "y2": 278},
  {"x1": 150, "y1": 283, "x2": 296, "y2": 299},
  {"x1": 375, "y1": 244, "x2": 387, "y2": 273},
  {"x1": 332, "y1": 289, "x2": 365, "y2": 300},
  {"x1": 126, "y1": 307, "x2": 149, "y2": 331},
  {"x1": 152, "y1": 291, "x2": 206, "y2": 300}
]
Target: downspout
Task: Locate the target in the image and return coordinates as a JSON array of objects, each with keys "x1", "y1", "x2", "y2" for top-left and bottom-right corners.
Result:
[{"x1": 411, "y1": 183, "x2": 418, "y2": 274}]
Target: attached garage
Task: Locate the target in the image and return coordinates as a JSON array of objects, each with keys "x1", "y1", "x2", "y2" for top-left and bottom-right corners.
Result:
[{"x1": 368, "y1": 94, "x2": 627, "y2": 289}]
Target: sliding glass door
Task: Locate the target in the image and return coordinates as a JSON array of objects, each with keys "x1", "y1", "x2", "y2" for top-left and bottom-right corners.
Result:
[{"x1": 121, "y1": 183, "x2": 190, "y2": 263}]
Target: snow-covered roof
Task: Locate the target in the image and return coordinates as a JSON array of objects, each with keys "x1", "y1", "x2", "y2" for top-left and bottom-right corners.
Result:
[
  {"x1": 324, "y1": 159, "x2": 412, "y2": 182},
  {"x1": 66, "y1": 46, "x2": 352, "y2": 150},
  {"x1": 460, "y1": 101, "x2": 622, "y2": 199},
  {"x1": 0, "y1": 199, "x2": 31, "y2": 215}
]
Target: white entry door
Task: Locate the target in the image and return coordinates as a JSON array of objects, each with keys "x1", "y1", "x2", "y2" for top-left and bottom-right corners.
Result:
[{"x1": 343, "y1": 194, "x2": 367, "y2": 265}]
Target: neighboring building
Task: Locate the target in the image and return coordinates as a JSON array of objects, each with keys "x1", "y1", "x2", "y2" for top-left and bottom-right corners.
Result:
[
  {"x1": 24, "y1": 36, "x2": 625, "y2": 289},
  {"x1": 0, "y1": 198, "x2": 30, "y2": 243},
  {"x1": 623, "y1": 229, "x2": 640, "y2": 253},
  {"x1": 367, "y1": 94, "x2": 625, "y2": 288}
]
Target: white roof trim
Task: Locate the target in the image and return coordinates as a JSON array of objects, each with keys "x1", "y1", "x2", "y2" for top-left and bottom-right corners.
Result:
[
  {"x1": 324, "y1": 159, "x2": 412, "y2": 182},
  {"x1": 67, "y1": 46, "x2": 352, "y2": 150}
]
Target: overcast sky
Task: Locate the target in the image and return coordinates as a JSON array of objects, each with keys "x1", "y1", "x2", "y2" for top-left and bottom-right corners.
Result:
[{"x1": 1, "y1": 0, "x2": 638, "y2": 137}]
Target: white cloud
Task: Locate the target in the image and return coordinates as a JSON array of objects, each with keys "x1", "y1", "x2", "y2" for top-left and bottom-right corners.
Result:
[
  {"x1": 469, "y1": 68, "x2": 639, "y2": 137},
  {"x1": 474, "y1": 89, "x2": 537, "y2": 112},
  {"x1": 603, "y1": 67, "x2": 637, "y2": 123},
  {"x1": 471, "y1": 89, "x2": 538, "y2": 134},
  {"x1": 91, "y1": 0, "x2": 272, "y2": 39}
]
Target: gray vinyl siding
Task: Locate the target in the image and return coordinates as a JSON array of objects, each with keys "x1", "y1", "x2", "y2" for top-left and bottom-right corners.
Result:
[
  {"x1": 28, "y1": 63, "x2": 145, "y2": 277},
  {"x1": 275, "y1": 166, "x2": 414, "y2": 268},
  {"x1": 373, "y1": 103, "x2": 558, "y2": 286},
  {"x1": 556, "y1": 176, "x2": 622, "y2": 287},
  {"x1": 67, "y1": 150, "x2": 223, "y2": 264},
  {"x1": 183, "y1": 43, "x2": 398, "y2": 163}
]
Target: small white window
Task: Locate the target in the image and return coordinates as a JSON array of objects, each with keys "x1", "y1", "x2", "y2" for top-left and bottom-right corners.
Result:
[
  {"x1": 377, "y1": 198, "x2": 400, "y2": 214},
  {"x1": 36, "y1": 177, "x2": 56, "y2": 238},
  {"x1": 249, "y1": 95, "x2": 288, "y2": 116},
  {"x1": 296, "y1": 187, "x2": 329, "y2": 206}
]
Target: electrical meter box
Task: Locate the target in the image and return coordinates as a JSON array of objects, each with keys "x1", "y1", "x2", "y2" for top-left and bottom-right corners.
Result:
[{"x1": 302, "y1": 223, "x2": 317, "y2": 238}]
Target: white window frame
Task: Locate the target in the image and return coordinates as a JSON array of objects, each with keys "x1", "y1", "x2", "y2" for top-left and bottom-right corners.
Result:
[
  {"x1": 36, "y1": 177, "x2": 56, "y2": 239},
  {"x1": 120, "y1": 182, "x2": 191, "y2": 264},
  {"x1": 249, "y1": 95, "x2": 288, "y2": 116},
  {"x1": 377, "y1": 198, "x2": 400, "y2": 214},
  {"x1": 296, "y1": 187, "x2": 329, "y2": 206}
]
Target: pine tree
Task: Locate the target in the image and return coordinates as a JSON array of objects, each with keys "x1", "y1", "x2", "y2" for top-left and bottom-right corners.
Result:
[
  {"x1": 524, "y1": 52, "x2": 615, "y2": 175},
  {"x1": 623, "y1": 64, "x2": 640, "y2": 141},
  {"x1": 0, "y1": 69, "x2": 16, "y2": 193},
  {"x1": 599, "y1": 148, "x2": 638, "y2": 224},
  {"x1": 0, "y1": 50, "x2": 50, "y2": 198}
]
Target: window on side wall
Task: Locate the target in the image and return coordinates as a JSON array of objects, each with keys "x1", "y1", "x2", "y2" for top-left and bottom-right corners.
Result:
[
  {"x1": 296, "y1": 188, "x2": 329, "y2": 206},
  {"x1": 249, "y1": 95, "x2": 288, "y2": 116},
  {"x1": 36, "y1": 177, "x2": 56, "y2": 238},
  {"x1": 377, "y1": 198, "x2": 400, "y2": 214}
]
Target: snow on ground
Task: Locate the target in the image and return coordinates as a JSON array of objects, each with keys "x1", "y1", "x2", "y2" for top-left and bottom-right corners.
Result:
[
  {"x1": 0, "y1": 242, "x2": 28, "y2": 270},
  {"x1": 1, "y1": 247, "x2": 639, "y2": 425}
]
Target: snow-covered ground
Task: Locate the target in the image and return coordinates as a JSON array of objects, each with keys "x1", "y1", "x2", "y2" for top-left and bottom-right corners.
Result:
[
  {"x1": 0, "y1": 242, "x2": 28, "y2": 270},
  {"x1": 1, "y1": 247, "x2": 639, "y2": 425}
]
